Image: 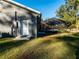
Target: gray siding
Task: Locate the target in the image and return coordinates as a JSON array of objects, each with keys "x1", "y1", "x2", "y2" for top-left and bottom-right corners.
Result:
[{"x1": 0, "y1": 0, "x2": 38, "y2": 37}]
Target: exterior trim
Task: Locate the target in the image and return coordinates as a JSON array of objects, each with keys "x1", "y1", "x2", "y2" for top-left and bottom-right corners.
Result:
[{"x1": 3, "y1": 0, "x2": 41, "y2": 14}]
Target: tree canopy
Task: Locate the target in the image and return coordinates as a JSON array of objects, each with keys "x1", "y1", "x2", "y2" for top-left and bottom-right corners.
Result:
[{"x1": 56, "y1": 0, "x2": 79, "y2": 28}]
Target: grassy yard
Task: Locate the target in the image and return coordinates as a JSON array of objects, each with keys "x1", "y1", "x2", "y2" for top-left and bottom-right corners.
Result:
[{"x1": 0, "y1": 32, "x2": 79, "y2": 59}]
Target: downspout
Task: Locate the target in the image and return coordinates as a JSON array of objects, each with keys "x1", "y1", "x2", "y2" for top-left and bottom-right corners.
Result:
[
  {"x1": 15, "y1": 11, "x2": 18, "y2": 36},
  {"x1": 37, "y1": 13, "x2": 42, "y2": 37}
]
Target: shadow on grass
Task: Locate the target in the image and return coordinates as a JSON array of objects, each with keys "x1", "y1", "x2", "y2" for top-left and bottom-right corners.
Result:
[
  {"x1": 0, "y1": 38, "x2": 14, "y2": 41},
  {"x1": 56, "y1": 33, "x2": 79, "y2": 59},
  {"x1": 0, "y1": 40, "x2": 28, "y2": 53},
  {"x1": 57, "y1": 36, "x2": 79, "y2": 42},
  {"x1": 72, "y1": 32, "x2": 79, "y2": 37},
  {"x1": 18, "y1": 39, "x2": 76, "y2": 59},
  {"x1": 18, "y1": 32, "x2": 79, "y2": 59},
  {"x1": 18, "y1": 39, "x2": 54, "y2": 59}
]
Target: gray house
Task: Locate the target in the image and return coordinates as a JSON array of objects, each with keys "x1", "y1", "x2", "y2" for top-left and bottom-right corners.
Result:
[{"x1": 0, "y1": 0, "x2": 41, "y2": 38}]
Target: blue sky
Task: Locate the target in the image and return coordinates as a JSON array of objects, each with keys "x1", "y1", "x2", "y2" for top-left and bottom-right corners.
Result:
[{"x1": 15, "y1": 0, "x2": 65, "y2": 19}]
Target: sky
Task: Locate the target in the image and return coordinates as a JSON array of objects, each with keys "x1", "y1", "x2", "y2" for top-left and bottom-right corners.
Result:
[{"x1": 15, "y1": 0, "x2": 65, "y2": 20}]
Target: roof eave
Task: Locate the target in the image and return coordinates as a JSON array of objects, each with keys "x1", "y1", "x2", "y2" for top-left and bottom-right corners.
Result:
[{"x1": 3, "y1": 0, "x2": 41, "y2": 14}]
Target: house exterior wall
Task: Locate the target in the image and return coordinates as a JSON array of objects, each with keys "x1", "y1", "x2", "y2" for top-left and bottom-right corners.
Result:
[{"x1": 0, "y1": 0, "x2": 38, "y2": 37}]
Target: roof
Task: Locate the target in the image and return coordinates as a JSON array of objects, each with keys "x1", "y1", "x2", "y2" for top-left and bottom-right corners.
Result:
[{"x1": 3, "y1": 0, "x2": 41, "y2": 14}]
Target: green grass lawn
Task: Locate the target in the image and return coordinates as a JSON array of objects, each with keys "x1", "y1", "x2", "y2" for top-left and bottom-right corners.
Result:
[{"x1": 0, "y1": 32, "x2": 79, "y2": 59}]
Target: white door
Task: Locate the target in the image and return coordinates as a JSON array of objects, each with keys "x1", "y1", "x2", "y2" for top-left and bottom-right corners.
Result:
[{"x1": 23, "y1": 20, "x2": 29, "y2": 35}]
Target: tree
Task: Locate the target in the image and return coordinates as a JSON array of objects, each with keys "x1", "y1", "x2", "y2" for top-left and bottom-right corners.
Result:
[{"x1": 56, "y1": 0, "x2": 79, "y2": 29}]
